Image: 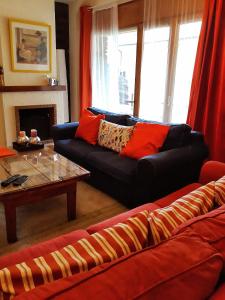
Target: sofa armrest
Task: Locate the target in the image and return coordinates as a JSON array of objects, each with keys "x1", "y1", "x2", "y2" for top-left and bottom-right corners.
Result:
[
  {"x1": 138, "y1": 144, "x2": 207, "y2": 177},
  {"x1": 51, "y1": 122, "x2": 79, "y2": 141},
  {"x1": 136, "y1": 144, "x2": 208, "y2": 202},
  {"x1": 199, "y1": 161, "x2": 225, "y2": 184}
]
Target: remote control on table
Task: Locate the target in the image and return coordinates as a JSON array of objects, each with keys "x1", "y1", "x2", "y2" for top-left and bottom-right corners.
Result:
[
  {"x1": 1, "y1": 174, "x2": 21, "y2": 187},
  {"x1": 13, "y1": 175, "x2": 29, "y2": 186}
]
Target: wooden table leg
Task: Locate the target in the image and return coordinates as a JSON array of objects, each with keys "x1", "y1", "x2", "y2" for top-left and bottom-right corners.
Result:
[
  {"x1": 67, "y1": 182, "x2": 77, "y2": 221},
  {"x1": 4, "y1": 203, "x2": 17, "y2": 243}
]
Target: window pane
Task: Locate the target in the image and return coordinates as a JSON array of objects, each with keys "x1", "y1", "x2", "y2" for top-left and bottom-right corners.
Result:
[
  {"x1": 171, "y1": 21, "x2": 202, "y2": 123},
  {"x1": 118, "y1": 30, "x2": 137, "y2": 115},
  {"x1": 139, "y1": 26, "x2": 170, "y2": 121}
]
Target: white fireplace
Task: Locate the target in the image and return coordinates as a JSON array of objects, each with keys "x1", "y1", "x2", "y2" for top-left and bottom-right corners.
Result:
[{"x1": 0, "y1": 90, "x2": 66, "y2": 146}]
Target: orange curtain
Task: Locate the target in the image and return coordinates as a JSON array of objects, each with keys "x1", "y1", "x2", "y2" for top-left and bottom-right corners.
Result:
[
  {"x1": 187, "y1": 0, "x2": 225, "y2": 162},
  {"x1": 80, "y1": 6, "x2": 92, "y2": 116}
]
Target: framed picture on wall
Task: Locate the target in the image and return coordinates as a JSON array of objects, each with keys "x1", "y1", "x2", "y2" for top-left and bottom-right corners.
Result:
[{"x1": 9, "y1": 18, "x2": 52, "y2": 73}]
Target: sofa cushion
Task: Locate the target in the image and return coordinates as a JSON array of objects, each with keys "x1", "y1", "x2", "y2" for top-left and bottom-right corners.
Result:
[
  {"x1": 98, "y1": 120, "x2": 134, "y2": 152},
  {"x1": 148, "y1": 182, "x2": 215, "y2": 245},
  {"x1": 120, "y1": 122, "x2": 170, "y2": 159},
  {"x1": 0, "y1": 230, "x2": 90, "y2": 270},
  {"x1": 126, "y1": 116, "x2": 191, "y2": 151},
  {"x1": 173, "y1": 205, "x2": 225, "y2": 263},
  {"x1": 154, "y1": 183, "x2": 202, "y2": 208},
  {"x1": 0, "y1": 211, "x2": 149, "y2": 299},
  {"x1": 161, "y1": 124, "x2": 192, "y2": 151},
  {"x1": 17, "y1": 231, "x2": 223, "y2": 300},
  {"x1": 54, "y1": 139, "x2": 109, "y2": 165},
  {"x1": 88, "y1": 107, "x2": 128, "y2": 125},
  {"x1": 215, "y1": 176, "x2": 225, "y2": 205},
  {"x1": 209, "y1": 283, "x2": 225, "y2": 300},
  {"x1": 86, "y1": 151, "x2": 137, "y2": 184},
  {"x1": 87, "y1": 203, "x2": 159, "y2": 234},
  {"x1": 75, "y1": 110, "x2": 105, "y2": 145}
]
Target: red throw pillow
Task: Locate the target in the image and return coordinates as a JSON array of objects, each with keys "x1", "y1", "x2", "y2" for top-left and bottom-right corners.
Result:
[
  {"x1": 120, "y1": 122, "x2": 170, "y2": 159},
  {"x1": 0, "y1": 147, "x2": 16, "y2": 158},
  {"x1": 75, "y1": 110, "x2": 105, "y2": 145}
]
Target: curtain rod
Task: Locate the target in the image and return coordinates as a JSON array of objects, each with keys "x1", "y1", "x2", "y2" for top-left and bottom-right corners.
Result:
[{"x1": 89, "y1": 0, "x2": 132, "y2": 11}]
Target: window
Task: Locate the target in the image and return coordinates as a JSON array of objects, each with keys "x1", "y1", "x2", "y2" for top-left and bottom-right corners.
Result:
[
  {"x1": 139, "y1": 26, "x2": 170, "y2": 121},
  {"x1": 139, "y1": 20, "x2": 201, "y2": 123},
  {"x1": 91, "y1": 0, "x2": 203, "y2": 122},
  {"x1": 171, "y1": 21, "x2": 202, "y2": 123},
  {"x1": 118, "y1": 29, "x2": 137, "y2": 115}
]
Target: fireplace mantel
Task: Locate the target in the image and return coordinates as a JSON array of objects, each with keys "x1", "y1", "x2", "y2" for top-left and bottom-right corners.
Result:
[
  {"x1": 0, "y1": 85, "x2": 66, "y2": 93},
  {"x1": 0, "y1": 87, "x2": 66, "y2": 146}
]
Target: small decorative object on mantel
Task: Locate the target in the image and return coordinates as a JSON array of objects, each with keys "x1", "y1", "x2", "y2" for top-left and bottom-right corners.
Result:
[
  {"x1": 46, "y1": 75, "x2": 59, "y2": 86},
  {"x1": 29, "y1": 129, "x2": 41, "y2": 144},
  {"x1": 0, "y1": 66, "x2": 5, "y2": 86}
]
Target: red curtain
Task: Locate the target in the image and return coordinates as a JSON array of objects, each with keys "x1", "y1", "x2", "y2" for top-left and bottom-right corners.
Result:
[
  {"x1": 79, "y1": 6, "x2": 92, "y2": 115},
  {"x1": 187, "y1": 0, "x2": 225, "y2": 162}
]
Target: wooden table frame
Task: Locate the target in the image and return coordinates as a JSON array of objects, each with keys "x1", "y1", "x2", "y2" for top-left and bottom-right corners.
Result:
[{"x1": 0, "y1": 176, "x2": 87, "y2": 243}]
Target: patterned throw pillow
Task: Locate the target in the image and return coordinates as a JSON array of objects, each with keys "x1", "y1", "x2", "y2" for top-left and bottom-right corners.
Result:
[
  {"x1": 215, "y1": 176, "x2": 225, "y2": 205},
  {"x1": 148, "y1": 182, "x2": 215, "y2": 246},
  {"x1": 98, "y1": 120, "x2": 134, "y2": 153},
  {"x1": 0, "y1": 211, "x2": 149, "y2": 299}
]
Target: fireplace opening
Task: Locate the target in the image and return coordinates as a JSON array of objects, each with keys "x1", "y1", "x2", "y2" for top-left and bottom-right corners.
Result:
[{"x1": 15, "y1": 105, "x2": 57, "y2": 141}]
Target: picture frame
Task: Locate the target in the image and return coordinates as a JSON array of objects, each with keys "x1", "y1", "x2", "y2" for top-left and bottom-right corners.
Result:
[{"x1": 9, "y1": 18, "x2": 52, "y2": 73}]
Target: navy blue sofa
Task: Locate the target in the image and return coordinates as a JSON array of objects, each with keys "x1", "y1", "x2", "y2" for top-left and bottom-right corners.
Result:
[{"x1": 51, "y1": 107, "x2": 208, "y2": 208}]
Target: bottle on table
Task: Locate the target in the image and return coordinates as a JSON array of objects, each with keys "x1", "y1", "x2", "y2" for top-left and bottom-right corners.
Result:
[
  {"x1": 29, "y1": 129, "x2": 41, "y2": 144},
  {"x1": 17, "y1": 131, "x2": 29, "y2": 144}
]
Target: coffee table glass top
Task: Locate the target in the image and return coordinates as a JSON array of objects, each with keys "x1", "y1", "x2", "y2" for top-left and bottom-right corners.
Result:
[{"x1": 0, "y1": 147, "x2": 90, "y2": 195}]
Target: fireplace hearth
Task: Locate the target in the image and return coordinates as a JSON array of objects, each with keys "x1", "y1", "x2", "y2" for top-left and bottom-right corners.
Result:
[{"x1": 15, "y1": 105, "x2": 57, "y2": 141}]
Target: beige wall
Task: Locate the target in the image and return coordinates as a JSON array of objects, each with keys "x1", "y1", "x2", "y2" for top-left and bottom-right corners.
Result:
[
  {"x1": 0, "y1": 0, "x2": 57, "y2": 86},
  {"x1": 69, "y1": 0, "x2": 114, "y2": 121},
  {"x1": 0, "y1": 0, "x2": 61, "y2": 146}
]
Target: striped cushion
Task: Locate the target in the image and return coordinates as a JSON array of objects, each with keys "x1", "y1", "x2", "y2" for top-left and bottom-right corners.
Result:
[
  {"x1": 148, "y1": 182, "x2": 215, "y2": 246},
  {"x1": 0, "y1": 211, "x2": 149, "y2": 299},
  {"x1": 215, "y1": 176, "x2": 225, "y2": 205}
]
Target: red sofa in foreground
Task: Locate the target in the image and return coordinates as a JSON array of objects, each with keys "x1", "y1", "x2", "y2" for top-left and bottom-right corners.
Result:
[{"x1": 1, "y1": 161, "x2": 225, "y2": 299}]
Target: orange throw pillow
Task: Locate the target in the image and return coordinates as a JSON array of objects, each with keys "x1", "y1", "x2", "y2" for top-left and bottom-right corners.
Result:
[
  {"x1": 0, "y1": 147, "x2": 16, "y2": 158},
  {"x1": 75, "y1": 110, "x2": 105, "y2": 145},
  {"x1": 120, "y1": 122, "x2": 170, "y2": 159}
]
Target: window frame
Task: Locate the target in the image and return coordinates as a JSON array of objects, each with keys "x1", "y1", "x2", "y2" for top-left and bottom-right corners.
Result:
[
  {"x1": 118, "y1": 27, "x2": 138, "y2": 115},
  {"x1": 118, "y1": 0, "x2": 204, "y2": 121}
]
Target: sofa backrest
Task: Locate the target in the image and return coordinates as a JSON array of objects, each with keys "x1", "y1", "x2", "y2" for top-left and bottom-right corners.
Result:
[
  {"x1": 87, "y1": 107, "x2": 129, "y2": 125},
  {"x1": 126, "y1": 115, "x2": 193, "y2": 151},
  {"x1": 173, "y1": 205, "x2": 225, "y2": 267},
  {"x1": 88, "y1": 107, "x2": 198, "y2": 151}
]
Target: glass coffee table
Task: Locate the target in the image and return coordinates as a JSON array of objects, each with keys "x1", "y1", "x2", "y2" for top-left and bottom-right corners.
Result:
[{"x1": 0, "y1": 148, "x2": 90, "y2": 243}]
